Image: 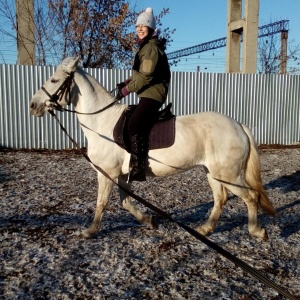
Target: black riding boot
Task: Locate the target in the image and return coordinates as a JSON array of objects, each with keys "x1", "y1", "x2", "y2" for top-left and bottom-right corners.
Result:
[{"x1": 128, "y1": 134, "x2": 148, "y2": 182}]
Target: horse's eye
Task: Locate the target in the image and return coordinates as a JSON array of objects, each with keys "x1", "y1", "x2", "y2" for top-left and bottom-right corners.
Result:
[{"x1": 51, "y1": 78, "x2": 59, "y2": 83}]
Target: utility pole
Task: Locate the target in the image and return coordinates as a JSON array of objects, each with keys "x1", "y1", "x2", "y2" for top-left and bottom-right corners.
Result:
[
  {"x1": 16, "y1": 0, "x2": 35, "y2": 65},
  {"x1": 280, "y1": 30, "x2": 288, "y2": 74},
  {"x1": 226, "y1": 0, "x2": 259, "y2": 73}
]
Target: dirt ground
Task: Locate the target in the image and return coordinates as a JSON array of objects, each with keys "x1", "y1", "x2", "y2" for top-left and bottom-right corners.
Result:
[{"x1": 0, "y1": 146, "x2": 299, "y2": 299}]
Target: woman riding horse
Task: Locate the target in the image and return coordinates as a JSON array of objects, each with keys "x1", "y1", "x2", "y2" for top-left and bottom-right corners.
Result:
[{"x1": 116, "y1": 7, "x2": 171, "y2": 182}]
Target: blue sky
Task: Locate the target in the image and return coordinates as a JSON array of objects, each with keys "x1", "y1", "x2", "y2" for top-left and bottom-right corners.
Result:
[
  {"x1": 1, "y1": 1, "x2": 299, "y2": 73},
  {"x1": 132, "y1": 0, "x2": 300, "y2": 72}
]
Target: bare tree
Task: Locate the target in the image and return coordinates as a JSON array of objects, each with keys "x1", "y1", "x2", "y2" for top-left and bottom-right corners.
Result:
[
  {"x1": 258, "y1": 30, "x2": 300, "y2": 74},
  {"x1": 0, "y1": 0, "x2": 63, "y2": 65},
  {"x1": 0, "y1": 0, "x2": 18, "y2": 63},
  {"x1": 0, "y1": 0, "x2": 174, "y2": 67},
  {"x1": 0, "y1": 1, "x2": 16, "y2": 40}
]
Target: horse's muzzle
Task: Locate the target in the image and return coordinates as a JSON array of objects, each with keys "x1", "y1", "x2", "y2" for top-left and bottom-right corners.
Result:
[{"x1": 29, "y1": 101, "x2": 47, "y2": 117}]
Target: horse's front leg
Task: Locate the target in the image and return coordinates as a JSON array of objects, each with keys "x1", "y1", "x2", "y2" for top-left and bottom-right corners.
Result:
[
  {"x1": 118, "y1": 175, "x2": 156, "y2": 228},
  {"x1": 80, "y1": 174, "x2": 113, "y2": 238}
]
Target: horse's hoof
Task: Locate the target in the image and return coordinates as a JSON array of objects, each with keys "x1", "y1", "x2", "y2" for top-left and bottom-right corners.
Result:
[
  {"x1": 250, "y1": 228, "x2": 268, "y2": 241},
  {"x1": 79, "y1": 228, "x2": 97, "y2": 239},
  {"x1": 263, "y1": 231, "x2": 269, "y2": 241},
  {"x1": 196, "y1": 226, "x2": 209, "y2": 236},
  {"x1": 149, "y1": 216, "x2": 158, "y2": 229}
]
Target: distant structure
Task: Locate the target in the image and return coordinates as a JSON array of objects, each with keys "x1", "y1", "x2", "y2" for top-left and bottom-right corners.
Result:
[
  {"x1": 16, "y1": 0, "x2": 35, "y2": 65},
  {"x1": 167, "y1": 20, "x2": 289, "y2": 72}
]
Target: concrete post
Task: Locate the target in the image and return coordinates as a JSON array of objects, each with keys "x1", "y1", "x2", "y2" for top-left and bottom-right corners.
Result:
[
  {"x1": 242, "y1": 0, "x2": 259, "y2": 73},
  {"x1": 226, "y1": 0, "x2": 259, "y2": 73},
  {"x1": 280, "y1": 30, "x2": 288, "y2": 74},
  {"x1": 226, "y1": 0, "x2": 242, "y2": 73},
  {"x1": 16, "y1": 0, "x2": 35, "y2": 65}
]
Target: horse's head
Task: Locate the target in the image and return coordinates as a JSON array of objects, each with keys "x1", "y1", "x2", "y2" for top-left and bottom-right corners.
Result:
[{"x1": 29, "y1": 56, "x2": 80, "y2": 117}]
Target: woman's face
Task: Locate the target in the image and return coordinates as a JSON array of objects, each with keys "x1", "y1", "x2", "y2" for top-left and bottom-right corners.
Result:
[{"x1": 136, "y1": 25, "x2": 149, "y2": 40}]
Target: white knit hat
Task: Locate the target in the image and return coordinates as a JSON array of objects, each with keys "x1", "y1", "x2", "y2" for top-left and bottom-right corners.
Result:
[{"x1": 136, "y1": 7, "x2": 156, "y2": 29}]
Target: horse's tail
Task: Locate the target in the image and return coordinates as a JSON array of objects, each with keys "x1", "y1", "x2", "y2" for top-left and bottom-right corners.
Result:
[{"x1": 242, "y1": 124, "x2": 277, "y2": 216}]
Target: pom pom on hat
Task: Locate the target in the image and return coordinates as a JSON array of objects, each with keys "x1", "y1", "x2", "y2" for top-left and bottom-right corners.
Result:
[{"x1": 136, "y1": 7, "x2": 156, "y2": 29}]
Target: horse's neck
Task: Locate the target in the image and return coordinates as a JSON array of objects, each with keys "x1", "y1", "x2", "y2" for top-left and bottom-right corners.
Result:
[
  {"x1": 73, "y1": 68, "x2": 113, "y2": 112},
  {"x1": 73, "y1": 68, "x2": 126, "y2": 133}
]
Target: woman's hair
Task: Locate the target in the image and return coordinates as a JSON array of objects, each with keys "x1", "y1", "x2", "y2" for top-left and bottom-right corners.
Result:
[
  {"x1": 147, "y1": 28, "x2": 155, "y2": 38},
  {"x1": 158, "y1": 38, "x2": 167, "y2": 51}
]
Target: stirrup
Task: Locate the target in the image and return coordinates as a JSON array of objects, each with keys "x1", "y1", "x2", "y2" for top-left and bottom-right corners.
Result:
[{"x1": 127, "y1": 157, "x2": 146, "y2": 183}]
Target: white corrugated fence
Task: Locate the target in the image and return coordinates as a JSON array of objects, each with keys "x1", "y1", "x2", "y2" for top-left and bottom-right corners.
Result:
[{"x1": 0, "y1": 64, "x2": 299, "y2": 149}]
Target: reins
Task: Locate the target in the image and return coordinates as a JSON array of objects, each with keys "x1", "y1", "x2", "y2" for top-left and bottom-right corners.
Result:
[
  {"x1": 62, "y1": 99, "x2": 119, "y2": 115},
  {"x1": 48, "y1": 108, "x2": 297, "y2": 300}
]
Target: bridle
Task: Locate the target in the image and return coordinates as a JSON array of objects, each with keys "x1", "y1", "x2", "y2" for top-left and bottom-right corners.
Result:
[
  {"x1": 42, "y1": 71, "x2": 75, "y2": 110},
  {"x1": 41, "y1": 70, "x2": 118, "y2": 115}
]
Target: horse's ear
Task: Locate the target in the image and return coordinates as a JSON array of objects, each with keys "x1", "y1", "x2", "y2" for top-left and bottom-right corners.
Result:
[{"x1": 61, "y1": 56, "x2": 80, "y2": 73}]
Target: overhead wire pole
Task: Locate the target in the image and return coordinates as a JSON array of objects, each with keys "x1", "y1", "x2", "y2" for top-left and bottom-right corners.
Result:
[
  {"x1": 280, "y1": 30, "x2": 288, "y2": 74},
  {"x1": 166, "y1": 20, "x2": 289, "y2": 62},
  {"x1": 16, "y1": 0, "x2": 35, "y2": 65},
  {"x1": 226, "y1": 0, "x2": 260, "y2": 73}
]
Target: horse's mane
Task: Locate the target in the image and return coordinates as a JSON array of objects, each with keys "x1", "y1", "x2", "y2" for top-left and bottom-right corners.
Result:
[
  {"x1": 67, "y1": 59, "x2": 114, "y2": 100},
  {"x1": 59, "y1": 57, "x2": 115, "y2": 103}
]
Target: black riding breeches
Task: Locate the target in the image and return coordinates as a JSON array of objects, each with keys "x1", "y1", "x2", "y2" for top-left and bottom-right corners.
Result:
[{"x1": 128, "y1": 97, "x2": 163, "y2": 137}]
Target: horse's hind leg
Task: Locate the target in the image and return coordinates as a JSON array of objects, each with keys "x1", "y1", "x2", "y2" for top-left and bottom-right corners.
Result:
[
  {"x1": 196, "y1": 173, "x2": 228, "y2": 235},
  {"x1": 118, "y1": 175, "x2": 156, "y2": 229},
  {"x1": 222, "y1": 176, "x2": 268, "y2": 240}
]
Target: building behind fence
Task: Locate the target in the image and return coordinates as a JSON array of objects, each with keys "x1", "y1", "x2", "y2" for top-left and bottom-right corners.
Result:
[{"x1": 0, "y1": 64, "x2": 299, "y2": 149}]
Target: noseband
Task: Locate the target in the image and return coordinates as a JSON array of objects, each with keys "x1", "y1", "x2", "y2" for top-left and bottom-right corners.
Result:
[{"x1": 42, "y1": 71, "x2": 75, "y2": 110}]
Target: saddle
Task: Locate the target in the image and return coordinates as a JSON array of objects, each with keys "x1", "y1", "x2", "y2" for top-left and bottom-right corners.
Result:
[{"x1": 113, "y1": 103, "x2": 176, "y2": 152}]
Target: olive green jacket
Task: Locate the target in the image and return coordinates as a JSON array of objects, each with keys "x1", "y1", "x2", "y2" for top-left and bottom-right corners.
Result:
[{"x1": 126, "y1": 38, "x2": 171, "y2": 102}]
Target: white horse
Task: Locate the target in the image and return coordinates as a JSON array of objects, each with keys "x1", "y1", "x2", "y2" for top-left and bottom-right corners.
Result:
[{"x1": 29, "y1": 57, "x2": 276, "y2": 240}]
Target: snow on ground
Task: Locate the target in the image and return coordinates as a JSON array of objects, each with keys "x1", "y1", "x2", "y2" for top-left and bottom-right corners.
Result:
[{"x1": 0, "y1": 147, "x2": 299, "y2": 299}]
